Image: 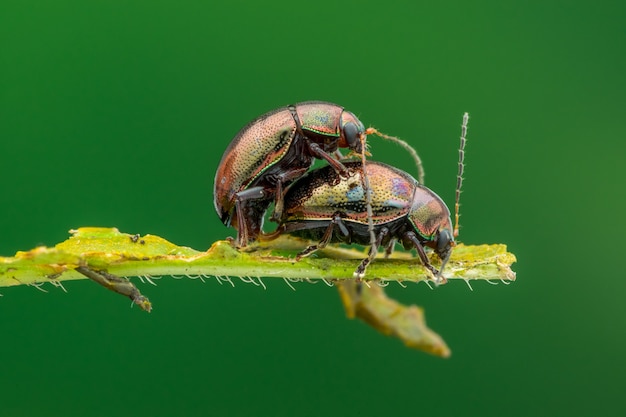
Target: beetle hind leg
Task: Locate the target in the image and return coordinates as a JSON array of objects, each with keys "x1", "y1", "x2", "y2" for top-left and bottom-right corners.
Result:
[{"x1": 233, "y1": 186, "x2": 266, "y2": 247}]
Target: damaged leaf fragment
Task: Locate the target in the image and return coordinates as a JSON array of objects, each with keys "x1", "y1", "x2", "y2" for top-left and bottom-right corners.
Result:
[
  {"x1": 75, "y1": 266, "x2": 152, "y2": 312},
  {"x1": 337, "y1": 281, "x2": 450, "y2": 357}
]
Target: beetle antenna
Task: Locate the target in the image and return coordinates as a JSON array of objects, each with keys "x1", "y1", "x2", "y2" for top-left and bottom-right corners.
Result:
[
  {"x1": 454, "y1": 112, "x2": 469, "y2": 238},
  {"x1": 365, "y1": 128, "x2": 425, "y2": 184},
  {"x1": 360, "y1": 135, "x2": 378, "y2": 274}
]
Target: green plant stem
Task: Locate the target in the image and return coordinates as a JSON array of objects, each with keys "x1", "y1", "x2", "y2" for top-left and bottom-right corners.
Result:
[
  {"x1": 0, "y1": 227, "x2": 516, "y2": 287},
  {"x1": 0, "y1": 227, "x2": 517, "y2": 357}
]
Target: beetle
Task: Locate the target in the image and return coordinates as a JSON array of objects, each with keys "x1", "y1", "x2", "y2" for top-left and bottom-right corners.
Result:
[
  {"x1": 263, "y1": 161, "x2": 456, "y2": 282},
  {"x1": 264, "y1": 112, "x2": 468, "y2": 281},
  {"x1": 213, "y1": 101, "x2": 368, "y2": 247}
]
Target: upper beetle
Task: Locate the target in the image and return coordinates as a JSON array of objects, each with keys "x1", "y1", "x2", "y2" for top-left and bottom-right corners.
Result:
[
  {"x1": 214, "y1": 101, "x2": 367, "y2": 247},
  {"x1": 264, "y1": 161, "x2": 457, "y2": 282}
]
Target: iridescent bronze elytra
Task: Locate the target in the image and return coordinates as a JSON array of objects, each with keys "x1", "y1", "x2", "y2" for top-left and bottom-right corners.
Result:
[{"x1": 214, "y1": 101, "x2": 366, "y2": 247}]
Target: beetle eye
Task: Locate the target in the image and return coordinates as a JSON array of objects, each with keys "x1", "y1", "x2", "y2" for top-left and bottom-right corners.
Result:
[{"x1": 343, "y1": 122, "x2": 362, "y2": 152}]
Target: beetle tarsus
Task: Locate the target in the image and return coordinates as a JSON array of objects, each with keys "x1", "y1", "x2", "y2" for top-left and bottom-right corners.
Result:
[
  {"x1": 353, "y1": 263, "x2": 368, "y2": 279},
  {"x1": 435, "y1": 273, "x2": 448, "y2": 286}
]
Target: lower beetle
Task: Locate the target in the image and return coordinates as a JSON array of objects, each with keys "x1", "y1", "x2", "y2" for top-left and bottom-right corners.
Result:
[
  {"x1": 264, "y1": 161, "x2": 454, "y2": 281},
  {"x1": 264, "y1": 113, "x2": 468, "y2": 282},
  {"x1": 214, "y1": 101, "x2": 368, "y2": 247}
]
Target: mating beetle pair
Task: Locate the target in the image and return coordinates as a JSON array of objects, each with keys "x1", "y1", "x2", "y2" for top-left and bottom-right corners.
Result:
[
  {"x1": 265, "y1": 112, "x2": 468, "y2": 282},
  {"x1": 214, "y1": 101, "x2": 366, "y2": 246},
  {"x1": 213, "y1": 101, "x2": 467, "y2": 280}
]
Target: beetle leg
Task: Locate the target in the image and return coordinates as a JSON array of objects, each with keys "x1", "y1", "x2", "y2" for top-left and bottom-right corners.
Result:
[
  {"x1": 233, "y1": 186, "x2": 266, "y2": 247},
  {"x1": 296, "y1": 214, "x2": 345, "y2": 260},
  {"x1": 353, "y1": 227, "x2": 389, "y2": 280},
  {"x1": 335, "y1": 217, "x2": 350, "y2": 238},
  {"x1": 306, "y1": 141, "x2": 350, "y2": 177},
  {"x1": 403, "y1": 231, "x2": 445, "y2": 284},
  {"x1": 384, "y1": 238, "x2": 396, "y2": 258},
  {"x1": 270, "y1": 167, "x2": 309, "y2": 222}
]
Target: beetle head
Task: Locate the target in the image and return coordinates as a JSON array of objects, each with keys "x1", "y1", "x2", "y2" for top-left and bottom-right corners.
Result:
[
  {"x1": 339, "y1": 111, "x2": 366, "y2": 153},
  {"x1": 433, "y1": 225, "x2": 454, "y2": 274},
  {"x1": 408, "y1": 187, "x2": 455, "y2": 274}
]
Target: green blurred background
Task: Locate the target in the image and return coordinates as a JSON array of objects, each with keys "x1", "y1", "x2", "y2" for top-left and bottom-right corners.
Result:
[{"x1": 1, "y1": 1, "x2": 625, "y2": 416}]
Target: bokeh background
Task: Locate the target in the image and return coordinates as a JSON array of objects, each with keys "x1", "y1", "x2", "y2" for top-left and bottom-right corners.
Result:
[{"x1": 1, "y1": 1, "x2": 625, "y2": 416}]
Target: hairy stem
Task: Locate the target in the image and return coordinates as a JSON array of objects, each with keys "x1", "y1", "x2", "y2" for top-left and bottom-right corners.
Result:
[{"x1": 0, "y1": 227, "x2": 516, "y2": 357}]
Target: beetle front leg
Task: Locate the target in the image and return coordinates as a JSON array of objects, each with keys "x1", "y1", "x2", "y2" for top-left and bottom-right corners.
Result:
[
  {"x1": 233, "y1": 186, "x2": 266, "y2": 247},
  {"x1": 403, "y1": 231, "x2": 446, "y2": 284},
  {"x1": 306, "y1": 141, "x2": 350, "y2": 178}
]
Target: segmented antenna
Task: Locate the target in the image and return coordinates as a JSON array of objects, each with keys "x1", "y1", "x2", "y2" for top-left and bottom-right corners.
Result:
[
  {"x1": 454, "y1": 112, "x2": 469, "y2": 238},
  {"x1": 365, "y1": 128, "x2": 425, "y2": 184},
  {"x1": 360, "y1": 134, "x2": 378, "y2": 277}
]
